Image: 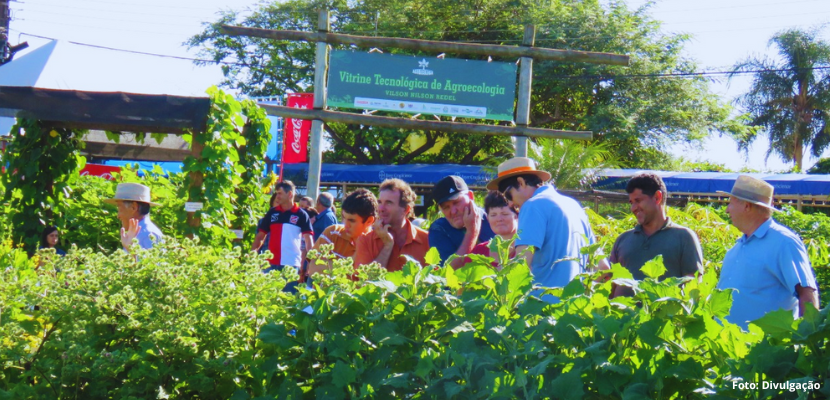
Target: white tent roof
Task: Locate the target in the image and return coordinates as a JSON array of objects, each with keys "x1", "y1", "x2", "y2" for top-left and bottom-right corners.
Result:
[
  {"x1": 0, "y1": 40, "x2": 216, "y2": 135},
  {"x1": 0, "y1": 40, "x2": 213, "y2": 95}
]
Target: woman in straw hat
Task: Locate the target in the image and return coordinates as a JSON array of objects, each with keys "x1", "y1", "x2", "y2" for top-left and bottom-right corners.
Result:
[{"x1": 716, "y1": 175, "x2": 819, "y2": 329}]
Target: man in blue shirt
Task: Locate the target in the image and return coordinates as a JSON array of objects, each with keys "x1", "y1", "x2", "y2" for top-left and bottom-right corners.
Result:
[
  {"x1": 104, "y1": 183, "x2": 164, "y2": 252},
  {"x1": 428, "y1": 175, "x2": 496, "y2": 268},
  {"x1": 487, "y1": 157, "x2": 594, "y2": 303},
  {"x1": 312, "y1": 192, "x2": 338, "y2": 242},
  {"x1": 717, "y1": 175, "x2": 819, "y2": 329}
]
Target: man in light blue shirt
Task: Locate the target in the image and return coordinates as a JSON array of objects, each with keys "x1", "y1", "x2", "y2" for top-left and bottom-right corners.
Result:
[
  {"x1": 487, "y1": 157, "x2": 594, "y2": 303},
  {"x1": 717, "y1": 176, "x2": 819, "y2": 329},
  {"x1": 104, "y1": 183, "x2": 164, "y2": 252}
]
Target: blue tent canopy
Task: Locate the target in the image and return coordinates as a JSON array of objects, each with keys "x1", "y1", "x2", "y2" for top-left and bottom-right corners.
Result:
[
  {"x1": 595, "y1": 169, "x2": 830, "y2": 196},
  {"x1": 100, "y1": 161, "x2": 496, "y2": 187},
  {"x1": 281, "y1": 163, "x2": 496, "y2": 187}
]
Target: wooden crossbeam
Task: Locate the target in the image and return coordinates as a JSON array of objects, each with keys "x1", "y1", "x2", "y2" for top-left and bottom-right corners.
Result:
[
  {"x1": 258, "y1": 103, "x2": 592, "y2": 140},
  {"x1": 220, "y1": 25, "x2": 630, "y2": 66}
]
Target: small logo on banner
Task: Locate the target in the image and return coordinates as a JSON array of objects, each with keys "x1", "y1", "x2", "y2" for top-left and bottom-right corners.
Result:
[{"x1": 413, "y1": 59, "x2": 434, "y2": 76}]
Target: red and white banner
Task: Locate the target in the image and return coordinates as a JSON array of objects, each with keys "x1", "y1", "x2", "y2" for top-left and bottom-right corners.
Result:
[
  {"x1": 283, "y1": 93, "x2": 313, "y2": 164},
  {"x1": 79, "y1": 164, "x2": 121, "y2": 180}
]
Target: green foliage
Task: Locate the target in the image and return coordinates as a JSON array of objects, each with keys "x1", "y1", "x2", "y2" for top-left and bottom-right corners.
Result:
[
  {"x1": 182, "y1": 87, "x2": 271, "y2": 248},
  {"x1": 236, "y1": 99, "x2": 272, "y2": 245},
  {"x1": 0, "y1": 237, "x2": 287, "y2": 399},
  {"x1": 4, "y1": 233, "x2": 829, "y2": 398},
  {"x1": 731, "y1": 27, "x2": 830, "y2": 171},
  {"x1": 1, "y1": 120, "x2": 86, "y2": 254},
  {"x1": 188, "y1": 0, "x2": 736, "y2": 166}
]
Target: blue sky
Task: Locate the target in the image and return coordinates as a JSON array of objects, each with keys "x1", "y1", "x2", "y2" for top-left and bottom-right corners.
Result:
[{"x1": 6, "y1": 0, "x2": 830, "y2": 171}]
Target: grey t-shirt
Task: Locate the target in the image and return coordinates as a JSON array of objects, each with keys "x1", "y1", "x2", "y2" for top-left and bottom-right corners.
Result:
[{"x1": 609, "y1": 218, "x2": 703, "y2": 280}]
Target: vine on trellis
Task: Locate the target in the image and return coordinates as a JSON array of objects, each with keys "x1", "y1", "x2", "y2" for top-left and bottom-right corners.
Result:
[
  {"x1": 1, "y1": 119, "x2": 86, "y2": 254},
  {"x1": 181, "y1": 86, "x2": 271, "y2": 248}
]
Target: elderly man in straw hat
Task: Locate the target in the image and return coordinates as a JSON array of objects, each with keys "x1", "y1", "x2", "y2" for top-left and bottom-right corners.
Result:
[
  {"x1": 487, "y1": 157, "x2": 595, "y2": 303},
  {"x1": 104, "y1": 183, "x2": 164, "y2": 251},
  {"x1": 717, "y1": 175, "x2": 819, "y2": 329}
]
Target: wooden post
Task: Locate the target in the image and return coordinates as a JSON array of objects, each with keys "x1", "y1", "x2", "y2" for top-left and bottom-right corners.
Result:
[
  {"x1": 797, "y1": 196, "x2": 803, "y2": 212},
  {"x1": 186, "y1": 133, "x2": 205, "y2": 233},
  {"x1": 515, "y1": 25, "x2": 535, "y2": 157},
  {"x1": 307, "y1": 9, "x2": 329, "y2": 201}
]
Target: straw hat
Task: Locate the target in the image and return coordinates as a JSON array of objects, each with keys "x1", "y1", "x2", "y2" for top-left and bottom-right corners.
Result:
[
  {"x1": 716, "y1": 175, "x2": 779, "y2": 212},
  {"x1": 486, "y1": 157, "x2": 552, "y2": 191},
  {"x1": 103, "y1": 183, "x2": 161, "y2": 207}
]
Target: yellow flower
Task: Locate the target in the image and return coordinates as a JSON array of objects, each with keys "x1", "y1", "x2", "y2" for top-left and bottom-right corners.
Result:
[{"x1": 49, "y1": 130, "x2": 59, "y2": 138}]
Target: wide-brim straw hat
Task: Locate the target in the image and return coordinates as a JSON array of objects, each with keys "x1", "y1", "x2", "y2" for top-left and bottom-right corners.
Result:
[
  {"x1": 103, "y1": 183, "x2": 161, "y2": 207},
  {"x1": 486, "y1": 157, "x2": 552, "y2": 191},
  {"x1": 716, "y1": 175, "x2": 779, "y2": 212}
]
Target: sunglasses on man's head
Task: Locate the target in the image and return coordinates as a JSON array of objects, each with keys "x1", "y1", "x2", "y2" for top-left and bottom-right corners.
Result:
[{"x1": 501, "y1": 183, "x2": 516, "y2": 201}]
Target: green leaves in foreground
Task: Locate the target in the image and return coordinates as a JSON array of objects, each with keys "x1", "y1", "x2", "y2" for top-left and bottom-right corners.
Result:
[{"x1": 2, "y1": 237, "x2": 828, "y2": 399}]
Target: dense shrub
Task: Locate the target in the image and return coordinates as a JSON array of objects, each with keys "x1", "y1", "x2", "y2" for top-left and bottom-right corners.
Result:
[{"x1": 2, "y1": 233, "x2": 829, "y2": 398}]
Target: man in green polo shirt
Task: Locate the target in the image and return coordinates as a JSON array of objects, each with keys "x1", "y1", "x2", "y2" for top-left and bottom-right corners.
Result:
[{"x1": 608, "y1": 173, "x2": 703, "y2": 298}]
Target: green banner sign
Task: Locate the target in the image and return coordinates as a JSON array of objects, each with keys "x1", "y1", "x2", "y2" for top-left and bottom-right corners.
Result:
[{"x1": 327, "y1": 50, "x2": 517, "y2": 121}]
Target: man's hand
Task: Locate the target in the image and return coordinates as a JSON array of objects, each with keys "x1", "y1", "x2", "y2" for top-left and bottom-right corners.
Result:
[
  {"x1": 373, "y1": 218, "x2": 394, "y2": 247},
  {"x1": 121, "y1": 218, "x2": 141, "y2": 250},
  {"x1": 463, "y1": 203, "x2": 481, "y2": 235}
]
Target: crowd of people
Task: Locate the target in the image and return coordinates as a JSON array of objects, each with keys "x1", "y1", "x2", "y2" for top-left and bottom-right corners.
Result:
[{"x1": 96, "y1": 156, "x2": 820, "y2": 329}]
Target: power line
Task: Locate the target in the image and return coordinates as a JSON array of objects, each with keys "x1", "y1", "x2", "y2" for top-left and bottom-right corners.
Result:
[
  {"x1": 19, "y1": 2, "x2": 208, "y2": 20},
  {"x1": 25, "y1": 0, "x2": 219, "y2": 11},
  {"x1": 14, "y1": 31, "x2": 249, "y2": 66},
  {"x1": 649, "y1": 0, "x2": 829, "y2": 14},
  {"x1": 11, "y1": 30, "x2": 830, "y2": 80},
  {"x1": 666, "y1": 10, "x2": 830, "y2": 26},
  {"x1": 14, "y1": 18, "x2": 194, "y2": 36},
  {"x1": 18, "y1": 8, "x2": 204, "y2": 26}
]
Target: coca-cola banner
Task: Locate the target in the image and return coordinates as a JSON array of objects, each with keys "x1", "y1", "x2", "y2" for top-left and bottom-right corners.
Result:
[
  {"x1": 79, "y1": 164, "x2": 121, "y2": 180},
  {"x1": 283, "y1": 93, "x2": 314, "y2": 164}
]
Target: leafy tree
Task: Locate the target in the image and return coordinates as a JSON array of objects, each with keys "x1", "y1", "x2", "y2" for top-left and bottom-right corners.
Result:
[
  {"x1": 731, "y1": 27, "x2": 830, "y2": 171},
  {"x1": 807, "y1": 157, "x2": 830, "y2": 174},
  {"x1": 188, "y1": 0, "x2": 735, "y2": 166}
]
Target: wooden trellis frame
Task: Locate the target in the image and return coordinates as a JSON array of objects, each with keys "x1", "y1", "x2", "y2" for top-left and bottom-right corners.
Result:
[{"x1": 221, "y1": 10, "x2": 629, "y2": 199}]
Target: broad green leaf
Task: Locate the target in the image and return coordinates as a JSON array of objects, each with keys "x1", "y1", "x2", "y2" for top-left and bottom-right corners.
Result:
[
  {"x1": 750, "y1": 309, "x2": 797, "y2": 340},
  {"x1": 609, "y1": 262, "x2": 633, "y2": 280},
  {"x1": 640, "y1": 255, "x2": 666, "y2": 279},
  {"x1": 622, "y1": 383, "x2": 650, "y2": 400},
  {"x1": 549, "y1": 370, "x2": 584, "y2": 400},
  {"x1": 455, "y1": 263, "x2": 495, "y2": 284},
  {"x1": 332, "y1": 361, "x2": 356, "y2": 388},
  {"x1": 706, "y1": 288, "x2": 733, "y2": 319},
  {"x1": 424, "y1": 247, "x2": 441, "y2": 266}
]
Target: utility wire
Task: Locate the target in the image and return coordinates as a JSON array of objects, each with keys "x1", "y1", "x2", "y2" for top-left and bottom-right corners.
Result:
[
  {"x1": 13, "y1": 30, "x2": 830, "y2": 80},
  {"x1": 15, "y1": 31, "x2": 250, "y2": 66},
  {"x1": 19, "y1": 2, "x2": 207, "y2": 20}
]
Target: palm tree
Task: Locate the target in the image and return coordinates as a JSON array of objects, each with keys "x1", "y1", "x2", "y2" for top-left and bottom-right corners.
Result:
[
  {"x1": 731, "y1": 28, "x2": 830, "y2": 171},
  {"x1": 532, "y1": 139, "x2": 621, "y2": 190}
]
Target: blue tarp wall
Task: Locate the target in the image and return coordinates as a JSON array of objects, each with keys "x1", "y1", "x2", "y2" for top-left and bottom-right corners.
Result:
[{"x1": 595, "y1": 169, "x2": 830, "y2": 196}]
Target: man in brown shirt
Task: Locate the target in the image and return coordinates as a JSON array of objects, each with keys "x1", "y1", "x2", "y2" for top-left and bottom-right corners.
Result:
[
  {"x1": 354, "y1": 179, "x2": 429, "y2": 271},
  {"x1": 308, "y1": 189, "x2": 378, "y2": 277}
]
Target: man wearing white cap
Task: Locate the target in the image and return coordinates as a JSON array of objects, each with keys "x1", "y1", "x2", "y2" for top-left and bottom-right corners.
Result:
[
  {"x1": 487, "y1": 157, "x2": 595, "y2": 303},
  {"x1": 717, "y1": 175, "x2": 819, "y2": 329},
  {"x1": 104, "y1": 182, "x2": 164, "y2": 251}
]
